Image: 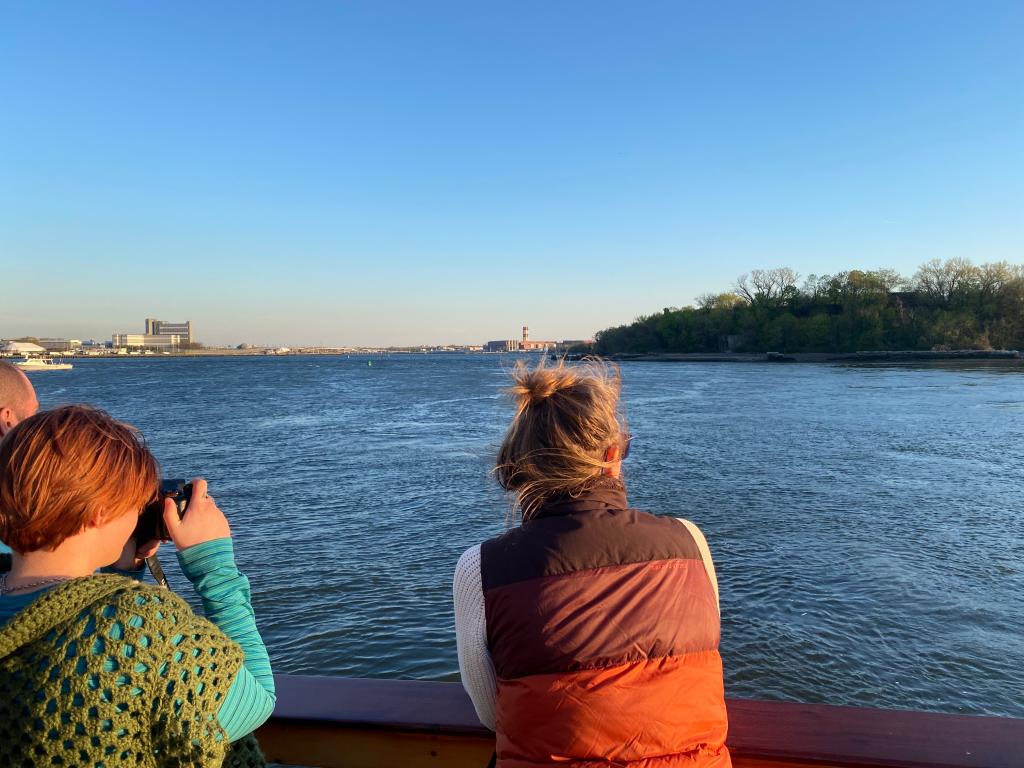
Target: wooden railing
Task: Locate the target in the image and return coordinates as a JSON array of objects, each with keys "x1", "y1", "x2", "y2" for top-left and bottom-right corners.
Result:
[{"x1": 257, "y1": 675, "x2": 1024, "y2": 768}]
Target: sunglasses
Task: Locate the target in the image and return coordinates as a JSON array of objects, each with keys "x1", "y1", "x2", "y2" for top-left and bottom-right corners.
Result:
[{"x1": 622, "y1": 433, "x2": 633, "y2": 460}]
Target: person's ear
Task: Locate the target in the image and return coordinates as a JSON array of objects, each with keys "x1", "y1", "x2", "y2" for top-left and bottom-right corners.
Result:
[{"x1": 0, "y1": 407, "x2": 13, "y2": 436}]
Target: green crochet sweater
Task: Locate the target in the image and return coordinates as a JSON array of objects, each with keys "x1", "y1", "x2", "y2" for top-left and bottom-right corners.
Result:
[{"x1": 0, "y1": 573, "x2": 263, "y2": 767}]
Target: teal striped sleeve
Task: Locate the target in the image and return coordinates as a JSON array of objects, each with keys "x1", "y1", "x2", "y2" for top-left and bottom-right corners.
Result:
[{"x1": 177, "y1": 538, "x2": 276, "y2": 740}]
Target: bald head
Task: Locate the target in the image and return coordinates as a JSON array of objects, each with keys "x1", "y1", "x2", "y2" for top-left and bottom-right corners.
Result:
[{"x1": 0, "y1": 361, "x2": 39, "y2": 436}]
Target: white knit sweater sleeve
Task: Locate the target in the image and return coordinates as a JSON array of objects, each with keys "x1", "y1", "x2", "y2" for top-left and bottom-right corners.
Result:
[
  {"x1": 676, "y1": 518, "x2": 721, "y2": 616},
  {"x1": 453, "y1": 544, "x2": 498, "y2": 731}
]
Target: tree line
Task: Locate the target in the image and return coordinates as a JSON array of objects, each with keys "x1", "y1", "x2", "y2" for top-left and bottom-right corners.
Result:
[{"x1": 590, "y1": 259, "x2": 1024, "y2": 355}]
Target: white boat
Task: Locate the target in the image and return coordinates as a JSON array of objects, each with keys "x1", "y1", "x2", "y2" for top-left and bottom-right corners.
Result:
[{"x1": 13, "y1": 357, "x2": 73, "y2": 371}]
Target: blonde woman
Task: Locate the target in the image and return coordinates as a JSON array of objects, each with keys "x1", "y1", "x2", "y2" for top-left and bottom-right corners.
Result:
[{"x1": 454, "y1": 359, "x2": 730, "y2": 768}]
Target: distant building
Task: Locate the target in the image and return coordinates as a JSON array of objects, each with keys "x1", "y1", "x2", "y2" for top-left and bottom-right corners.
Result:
[
  {"x1": 484, "y1": 339, "x2": 521, "y2": 353},
  {"x1": 145, "y1": 318, "x2": 193, "y2": 344},
  {"x1": 37, "y1": 338, "x2": 81, "y2": 352},
  {"x1": 519, "y1": 325, "x2": 556, "y2": 352},
  {"x1": 112, "y1": 318, "x2": 192, "y2": 350},
  {"x1": 1, "y1": 341, "x2": 47, "y2": 356},
  {"x1": 485, "y1": 326, "x2": 558, "y2": 352},
  {"x1": 112, "y1": 333, "x2": 182, "y2": 350}
]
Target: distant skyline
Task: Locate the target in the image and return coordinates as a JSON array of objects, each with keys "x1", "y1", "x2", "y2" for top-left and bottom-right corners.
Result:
[{"x1": 3, "y1": 2, "x2": 1022, "y2": 347}]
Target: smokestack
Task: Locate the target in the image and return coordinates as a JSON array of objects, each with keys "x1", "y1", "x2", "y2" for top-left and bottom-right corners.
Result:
[{"x1": 523, "y1": 326, "x2": 529, "y2": 342}]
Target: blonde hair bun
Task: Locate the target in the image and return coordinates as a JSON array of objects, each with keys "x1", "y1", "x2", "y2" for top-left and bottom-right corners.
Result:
[
  {"x1": 511, "y1": 367, "x2": 571, "y2": 406},
  {"x1": 497, "y1": 357, "x2": 626, "y2": 519}
]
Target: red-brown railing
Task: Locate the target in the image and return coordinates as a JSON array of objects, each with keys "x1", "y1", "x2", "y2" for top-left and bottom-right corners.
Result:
[{"x1": 257, "y1": 675, "x2": 1023, "y2": 768}]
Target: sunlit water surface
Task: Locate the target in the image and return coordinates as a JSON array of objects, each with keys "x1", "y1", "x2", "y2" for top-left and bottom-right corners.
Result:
[{"x1": 29, "y1": 356, "x2": 1024, "y2": 716}]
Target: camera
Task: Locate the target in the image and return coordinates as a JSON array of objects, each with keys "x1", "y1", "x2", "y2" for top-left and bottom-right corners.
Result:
[{"x1": 133, "y1": 479, "x2": 192, "y2": 542}]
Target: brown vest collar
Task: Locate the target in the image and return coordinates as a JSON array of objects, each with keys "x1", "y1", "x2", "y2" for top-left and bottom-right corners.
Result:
[{"x1": 532, "y1": 478, "x2": 628, "y2": 519}]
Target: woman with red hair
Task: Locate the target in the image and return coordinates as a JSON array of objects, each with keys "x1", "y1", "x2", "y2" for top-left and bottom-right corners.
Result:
[{"x1": 0, "y1": 405, "x2": 274, "y2": 766}]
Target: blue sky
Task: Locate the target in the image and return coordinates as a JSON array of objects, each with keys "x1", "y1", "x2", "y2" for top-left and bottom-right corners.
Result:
[{"x1": 2, "y1": 1, "x2": 1022, "y2": 346}]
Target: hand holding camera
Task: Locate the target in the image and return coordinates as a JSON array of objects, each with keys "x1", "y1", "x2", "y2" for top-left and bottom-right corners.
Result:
[
  {"x1": 127, "y1": 477, "x2": 231, "y2": 587},
  {"x1": 133, "y1": 477, "x2": 231, "y2": 551},
  {"x1": 163, "y1": 477, "x2": 231, "y2": 550}
]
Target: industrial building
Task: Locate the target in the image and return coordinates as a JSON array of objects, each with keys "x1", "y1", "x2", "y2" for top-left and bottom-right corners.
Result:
[
  {"x1": 484, "y1": 339, "x2": 520, "y2": 353},
  {"x1": 111, "y1": 333, "x2": 182, "y2": 350},
  {"x1": 145, "y1": 318, "x2": 193, "y2": 344},
  {"x1": 518, "y1": 326, "x2": 556, "y2": 351},
  {"x1": 485, "y1": 326, "x2": 556, "y2": 353},
  {"x1": 37, "y1": 338, "x2": 82, "y2": 352},
  {"x1": 111, "y1": 318, "x2": 193, "y2": 350}
]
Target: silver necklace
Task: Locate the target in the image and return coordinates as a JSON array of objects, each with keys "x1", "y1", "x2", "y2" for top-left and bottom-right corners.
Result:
[{"x1": 0, "y1": 572, "x2": 73, "y2": 596}]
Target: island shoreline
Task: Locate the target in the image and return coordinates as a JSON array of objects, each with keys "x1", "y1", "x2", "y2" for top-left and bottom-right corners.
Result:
[{"x1": 587, "y1": 350, "x2": 1023, "y2": 365}]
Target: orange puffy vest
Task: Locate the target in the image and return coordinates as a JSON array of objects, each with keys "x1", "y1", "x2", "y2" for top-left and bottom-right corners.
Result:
[{"x1": 480, "y1": 482, "x2": 731, "y2": 768}]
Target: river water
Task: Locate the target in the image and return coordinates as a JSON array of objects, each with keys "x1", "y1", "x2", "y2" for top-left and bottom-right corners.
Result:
[{"x1": 25, "y1": 355, "x2": 1024, "y2": 717}]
